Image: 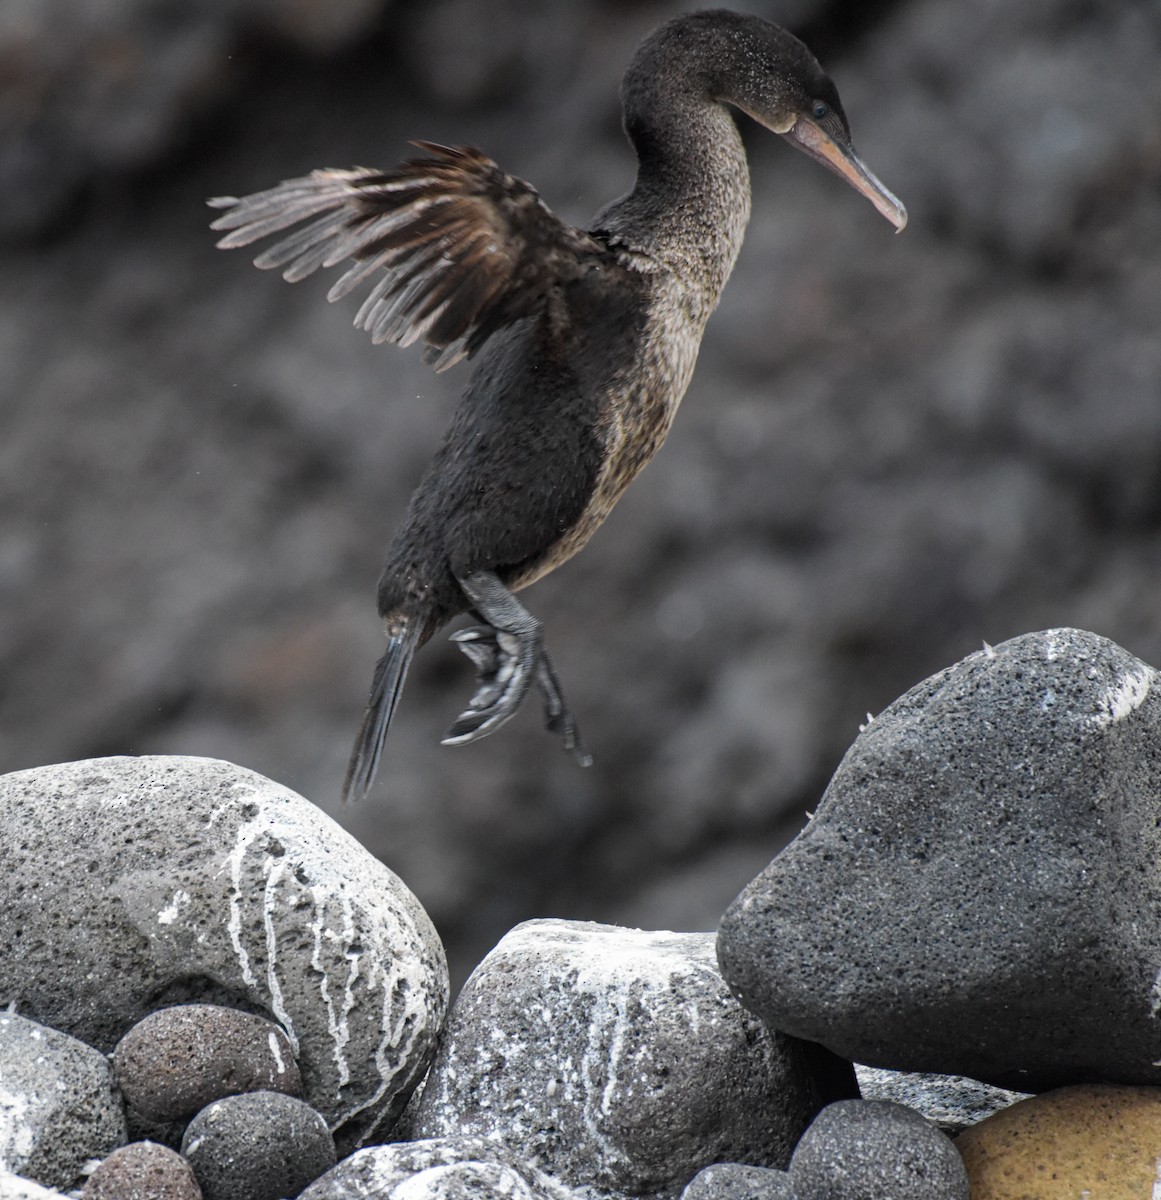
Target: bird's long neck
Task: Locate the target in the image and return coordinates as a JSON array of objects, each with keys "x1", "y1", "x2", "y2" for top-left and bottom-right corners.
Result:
[{"x1": 592, "y1": 83, "x2": 752, "y2": 318}]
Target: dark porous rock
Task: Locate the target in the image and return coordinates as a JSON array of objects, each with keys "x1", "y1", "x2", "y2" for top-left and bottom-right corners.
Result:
[
  {"x1": 680, "y1": 1163, "x2": 796, "y2": 1200},
  {"x1": 403, "y1": 919, "x2": 854, "y2": 1197},
  {"x1": 299, "y1": 1136, "x2": 578, "y2": 1200},
  {"x1": 0, "y1": 1012, "x2": 127, "y2": 1190},
  {"x1": 114, "y1": 1003, "x2": 301, "y2": 1124},
  {"x1": 81, "y1": 1141, "x2": 202, "y2": 1200},
  {"x1": 181, "y1": 1090, "x2": 335, "y2": 1200},
  {"x1": 0, "y1": 756, "x2": 448, "y2": 1151},
  {"x1": 856, "y1": 1066, "x2": 1029, "y2": 1135},
  {"x1": 788, "y1": 1100, "x2": 968, "y2": 1200},
  {"x1": 719, "y1": 629, "x2": 1161, "y2": 1092}
]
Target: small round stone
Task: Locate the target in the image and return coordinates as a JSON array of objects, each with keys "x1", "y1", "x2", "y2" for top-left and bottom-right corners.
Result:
[
  {"x1": 789, "y1": 1100, "x2": 969, "y2": 1200},
  {"x1": 181, "y1": 1091, "x2": 336, "y2": 1200},
  {"x1": 81, "y1": 1142, "x2": 202, "y2": 1200},
  {"x1": 681, "y1": 1162, "x2": 796, "y2": 1200},
  {"x1": 114, "y1": 1003, "x2": 301, "y2": 1124}
]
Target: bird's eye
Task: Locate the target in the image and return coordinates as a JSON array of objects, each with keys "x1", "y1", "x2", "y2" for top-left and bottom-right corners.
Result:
[{"x1": 812, "y1": 101, "x2": 829, "y2": 120}]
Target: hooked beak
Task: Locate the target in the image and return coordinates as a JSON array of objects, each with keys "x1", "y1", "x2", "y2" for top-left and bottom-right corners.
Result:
[{"x1": 783, "y1": 115, "x2": 907, "y2": 232}]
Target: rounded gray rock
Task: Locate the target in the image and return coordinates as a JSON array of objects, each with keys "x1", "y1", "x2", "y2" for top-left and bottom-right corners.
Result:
[
  {"x1": 681, "y1": 1162, "x2": 796, "y2": 1200},
  {"x1": 0, "y1": 1012, "x2": 127, "y2": 1190},
  {"x1": 181, "y1": 1090, "x2": 335, "y2": 1200},
  {"x1": 788, "y1": 1100, "x2": 968, "y2": 1200},
  {"x1": 81, "y1": 1141, "x2": 202, "y2": 1200},
  {"x1": 403, "y1": 919, "x2": 855, "y2": 1196},
  {"x1": 0, "y1": 756, "x2": 448, "y2": 1150},
  {"x1": 719, "y1": 629, "x2": 1161, "y2": 1091},
  {"x1": 114, "y1": 1004, "x2": 301, "y2": 1124},
  {"x1": 298, "y1": 1136, "x2": 578, "y2": 1200}
]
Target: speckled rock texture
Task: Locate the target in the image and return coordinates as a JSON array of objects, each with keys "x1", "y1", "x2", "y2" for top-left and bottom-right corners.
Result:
[
  {"x1": 680, "y1": 1163, "x2": 796, "y2": 1200},
  {"x1": 856, "y1": 1066, "x2": 1029, "y2": 1135},
  {"x1": 719, "y1": 629, "x2": 1161, "y2": 1091},
  {"x1": 81, "y1": 1141, "x2": 203, "y2": 1200},
  {"x1": 788, "y1": 1100, "x2": 968, "y2": 1199},
  {"x1": 181, "y1": 1090, "x2": 335, "y2": 1200},
  {"x1": 0, "y1": 1012, "x2": 126, "y2": 1190},
  {"x1": 403, "y1": 919, "x2": 855, "y2": 1197},
  {"x1": 955, "y1": 1084, "x2": 1161, "y2": 1199},
  {"x1": 0, "y1": 756, "x2": 448, "y2": 1151},
  {"x1": 299, "y1": 1136, "x2": 580, "y2": 1200},
  {"x1": 114, "y1": 1004, "x2": 301, "y2": 1124}
]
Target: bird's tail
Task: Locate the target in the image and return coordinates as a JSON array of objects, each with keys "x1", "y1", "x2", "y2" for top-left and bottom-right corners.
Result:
[{"x1": 341, "y1": 620, "x2": 422, "y2": 804}]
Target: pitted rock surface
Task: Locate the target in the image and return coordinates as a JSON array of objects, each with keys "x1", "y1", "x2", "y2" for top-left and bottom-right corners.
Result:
[
  {"x1": 403, "y1": 918, "x2": 855, "y2": 1196},
  {"x1": 788, "y1": 1100, "x2": 968, "y2": 1200},
  {"x1": 680, "y1": 1163, "x2": 796, "y2": 1200},
  {"x1": 0, "y1": 756, "x2": 448, "y2": 1151},
  {"x1": 0, "y1": 1012, "x2": 126, "y2": 1190},
  {"x1": 719, "y1": 629, "x2": 1161, "y2": 1091},
  {"x1": 114, "y1": 1003, "x2": 301, "y2": 1124},
  {"x1": 299, "y1": 1136, "x2": 579, "y2": 1200},
  {"x1": 181, "y1": 1090, "x2": 335, "y2": 1200},
  {"x1": 81, "y1": 1141, "x2": 202, "y2": 1200},
  {"x1": 955, "y1": 1084, "x2": 1161, "y2": 1199}
]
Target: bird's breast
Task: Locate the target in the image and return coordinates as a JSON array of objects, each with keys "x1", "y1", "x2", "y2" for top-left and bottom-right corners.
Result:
[{"x1": 515, "y1": 275, "x2": 707, "y2": 587}]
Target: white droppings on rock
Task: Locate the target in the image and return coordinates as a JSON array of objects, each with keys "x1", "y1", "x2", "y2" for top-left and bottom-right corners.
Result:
[
  {"x1": 309, "y1": 884, "x2": 357, "y2": 1093},
  {"x1": 262, "y1": 854, "x2": 298, "y2": 1057},
  {"x1": 220, "y1": 818, "x2": 262, "y2": 991},
  {"x1": 1093, "y1": 666, "x2": 1153, "y2": 729},
  {"x1": 0, "y1": 1087, "x2": 35, "y2": 1167},
  {"x1": 156, "y1": 889, "x2": 191, "y2": 926},
  {"x1": 268, "y1": 1030, "x2": 287, "y2": 1076},
  {"x1": 2, "y1": 757, "x2": 447, "y2": 1153}
]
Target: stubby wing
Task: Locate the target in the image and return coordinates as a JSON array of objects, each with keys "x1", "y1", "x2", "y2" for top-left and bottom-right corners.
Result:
[{"x1": 209, "y1": 142, "x2": 605, "y2": 371}]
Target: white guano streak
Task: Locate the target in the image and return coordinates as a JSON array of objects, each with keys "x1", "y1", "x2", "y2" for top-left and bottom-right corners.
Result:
[
  {"x1": 310, "y1": 883, "x2": 357, "y2": 1093},
  {"x1": 1093, "y1": 666, "x2": 1152, "y2": 728}
]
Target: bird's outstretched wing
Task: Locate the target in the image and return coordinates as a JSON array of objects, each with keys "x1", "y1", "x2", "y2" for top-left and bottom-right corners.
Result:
[{"x1": 209, "y1": 142, "x2": 608, "y2": 371}]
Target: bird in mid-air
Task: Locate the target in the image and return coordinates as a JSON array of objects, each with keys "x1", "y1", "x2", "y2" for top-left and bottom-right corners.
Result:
[{"x1": 210, "y1": 8, "x2": 906, "y2": 803}]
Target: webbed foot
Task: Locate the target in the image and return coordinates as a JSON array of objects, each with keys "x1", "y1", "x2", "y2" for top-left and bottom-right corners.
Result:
[{"x1": 441, "y1": 573, "x2": 592, "y2": 766}]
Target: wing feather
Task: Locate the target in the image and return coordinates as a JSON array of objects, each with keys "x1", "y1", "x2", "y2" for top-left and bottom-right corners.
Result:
[{"x1": 210, "y1": 142, "x2": 611, "y2": 372}]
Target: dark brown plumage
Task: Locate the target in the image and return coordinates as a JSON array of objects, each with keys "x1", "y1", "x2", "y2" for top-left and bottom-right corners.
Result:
[{"x1": 210, "y1": 9, "x2": 905, "y2": 802}]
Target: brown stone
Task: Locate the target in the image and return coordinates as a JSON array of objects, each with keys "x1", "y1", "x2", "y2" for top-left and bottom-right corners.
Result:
[
  {"x1": 82, "y1": 1142, "x2": 202, "y2": 1200},
  {"x1": 955, "y1": 1084, "x2": 1161, "y2": 1199}
]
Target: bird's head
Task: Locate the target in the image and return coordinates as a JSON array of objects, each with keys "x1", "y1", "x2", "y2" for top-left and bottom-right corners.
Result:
[{"x1": 635, "y1": 9, "x2": 907, "y2": 232}]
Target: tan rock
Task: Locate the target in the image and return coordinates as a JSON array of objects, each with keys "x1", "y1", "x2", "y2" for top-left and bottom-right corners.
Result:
[{"x1": 955, "y1": 1084, "x2": 1161, "y2": 1199}]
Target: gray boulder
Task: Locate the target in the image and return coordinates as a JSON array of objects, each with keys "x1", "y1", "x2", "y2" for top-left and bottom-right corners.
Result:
[
  {"x1": 0, "y1": 1012, "x2": 126, "y2": 1190},
  {"x1": 788, "y1": 1101, "x2": 967, "y2": 1200},
  {"x1": 0, "y1": 756, "x2": 448, "y2": 1151},
  {"x1": 300, "y1": 1136, "x2": 579, "y2": 1200},
  {"x1": 404, "y1": 919, "x2": 854, "y2": 1197},
  {"x1": 719, "y1": 629, "x2": 1161, "y2": 1091}
]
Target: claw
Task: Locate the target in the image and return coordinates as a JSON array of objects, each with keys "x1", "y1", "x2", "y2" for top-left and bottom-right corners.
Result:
[{"x1": 442, "y1": 620, "x2": 591, "y2": 764}]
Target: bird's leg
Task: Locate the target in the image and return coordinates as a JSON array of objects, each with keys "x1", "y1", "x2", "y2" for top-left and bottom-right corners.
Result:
[{"x1": 443, "y1": 570, "x2": 592, "y2": 765}]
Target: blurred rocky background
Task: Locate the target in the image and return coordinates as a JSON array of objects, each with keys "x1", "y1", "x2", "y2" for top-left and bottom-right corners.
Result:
[{"x1": 3, "y1": 0, "x2": 1160, "y2": 985}]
